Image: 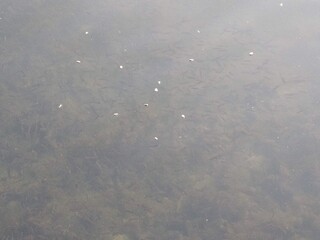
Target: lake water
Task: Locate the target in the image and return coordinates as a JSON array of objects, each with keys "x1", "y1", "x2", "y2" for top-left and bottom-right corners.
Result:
[{"x1": 1, "y1": 0, "x2": 320, "y2": 239}]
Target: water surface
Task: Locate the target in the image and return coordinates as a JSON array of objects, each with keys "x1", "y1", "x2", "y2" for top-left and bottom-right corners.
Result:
[{"x1": 1, "y1": 0, "x2": 320, "y2": 239}]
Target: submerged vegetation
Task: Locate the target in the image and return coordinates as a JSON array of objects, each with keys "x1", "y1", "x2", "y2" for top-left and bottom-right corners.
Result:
[
  {"x1": 1, "y1": 0, "x2": 320, "y2": 239},
  {"x1": 1, "y1": 64, "x2": 320, "y2": 239}
]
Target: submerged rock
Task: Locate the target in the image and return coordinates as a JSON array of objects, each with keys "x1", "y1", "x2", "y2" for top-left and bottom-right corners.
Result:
[{"x1": 112, "y1": 234, "x2": 130, "y2": 240}]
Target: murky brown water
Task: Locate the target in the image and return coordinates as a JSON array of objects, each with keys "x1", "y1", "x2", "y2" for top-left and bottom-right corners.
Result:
[{"x1": 1, "y1": 0, "x2": 320, "y2": 239}]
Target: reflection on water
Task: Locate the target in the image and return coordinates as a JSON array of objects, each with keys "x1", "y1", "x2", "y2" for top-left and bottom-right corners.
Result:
[{"x1": 1, "y1": 0, "x2": 320, "y2": 239}]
